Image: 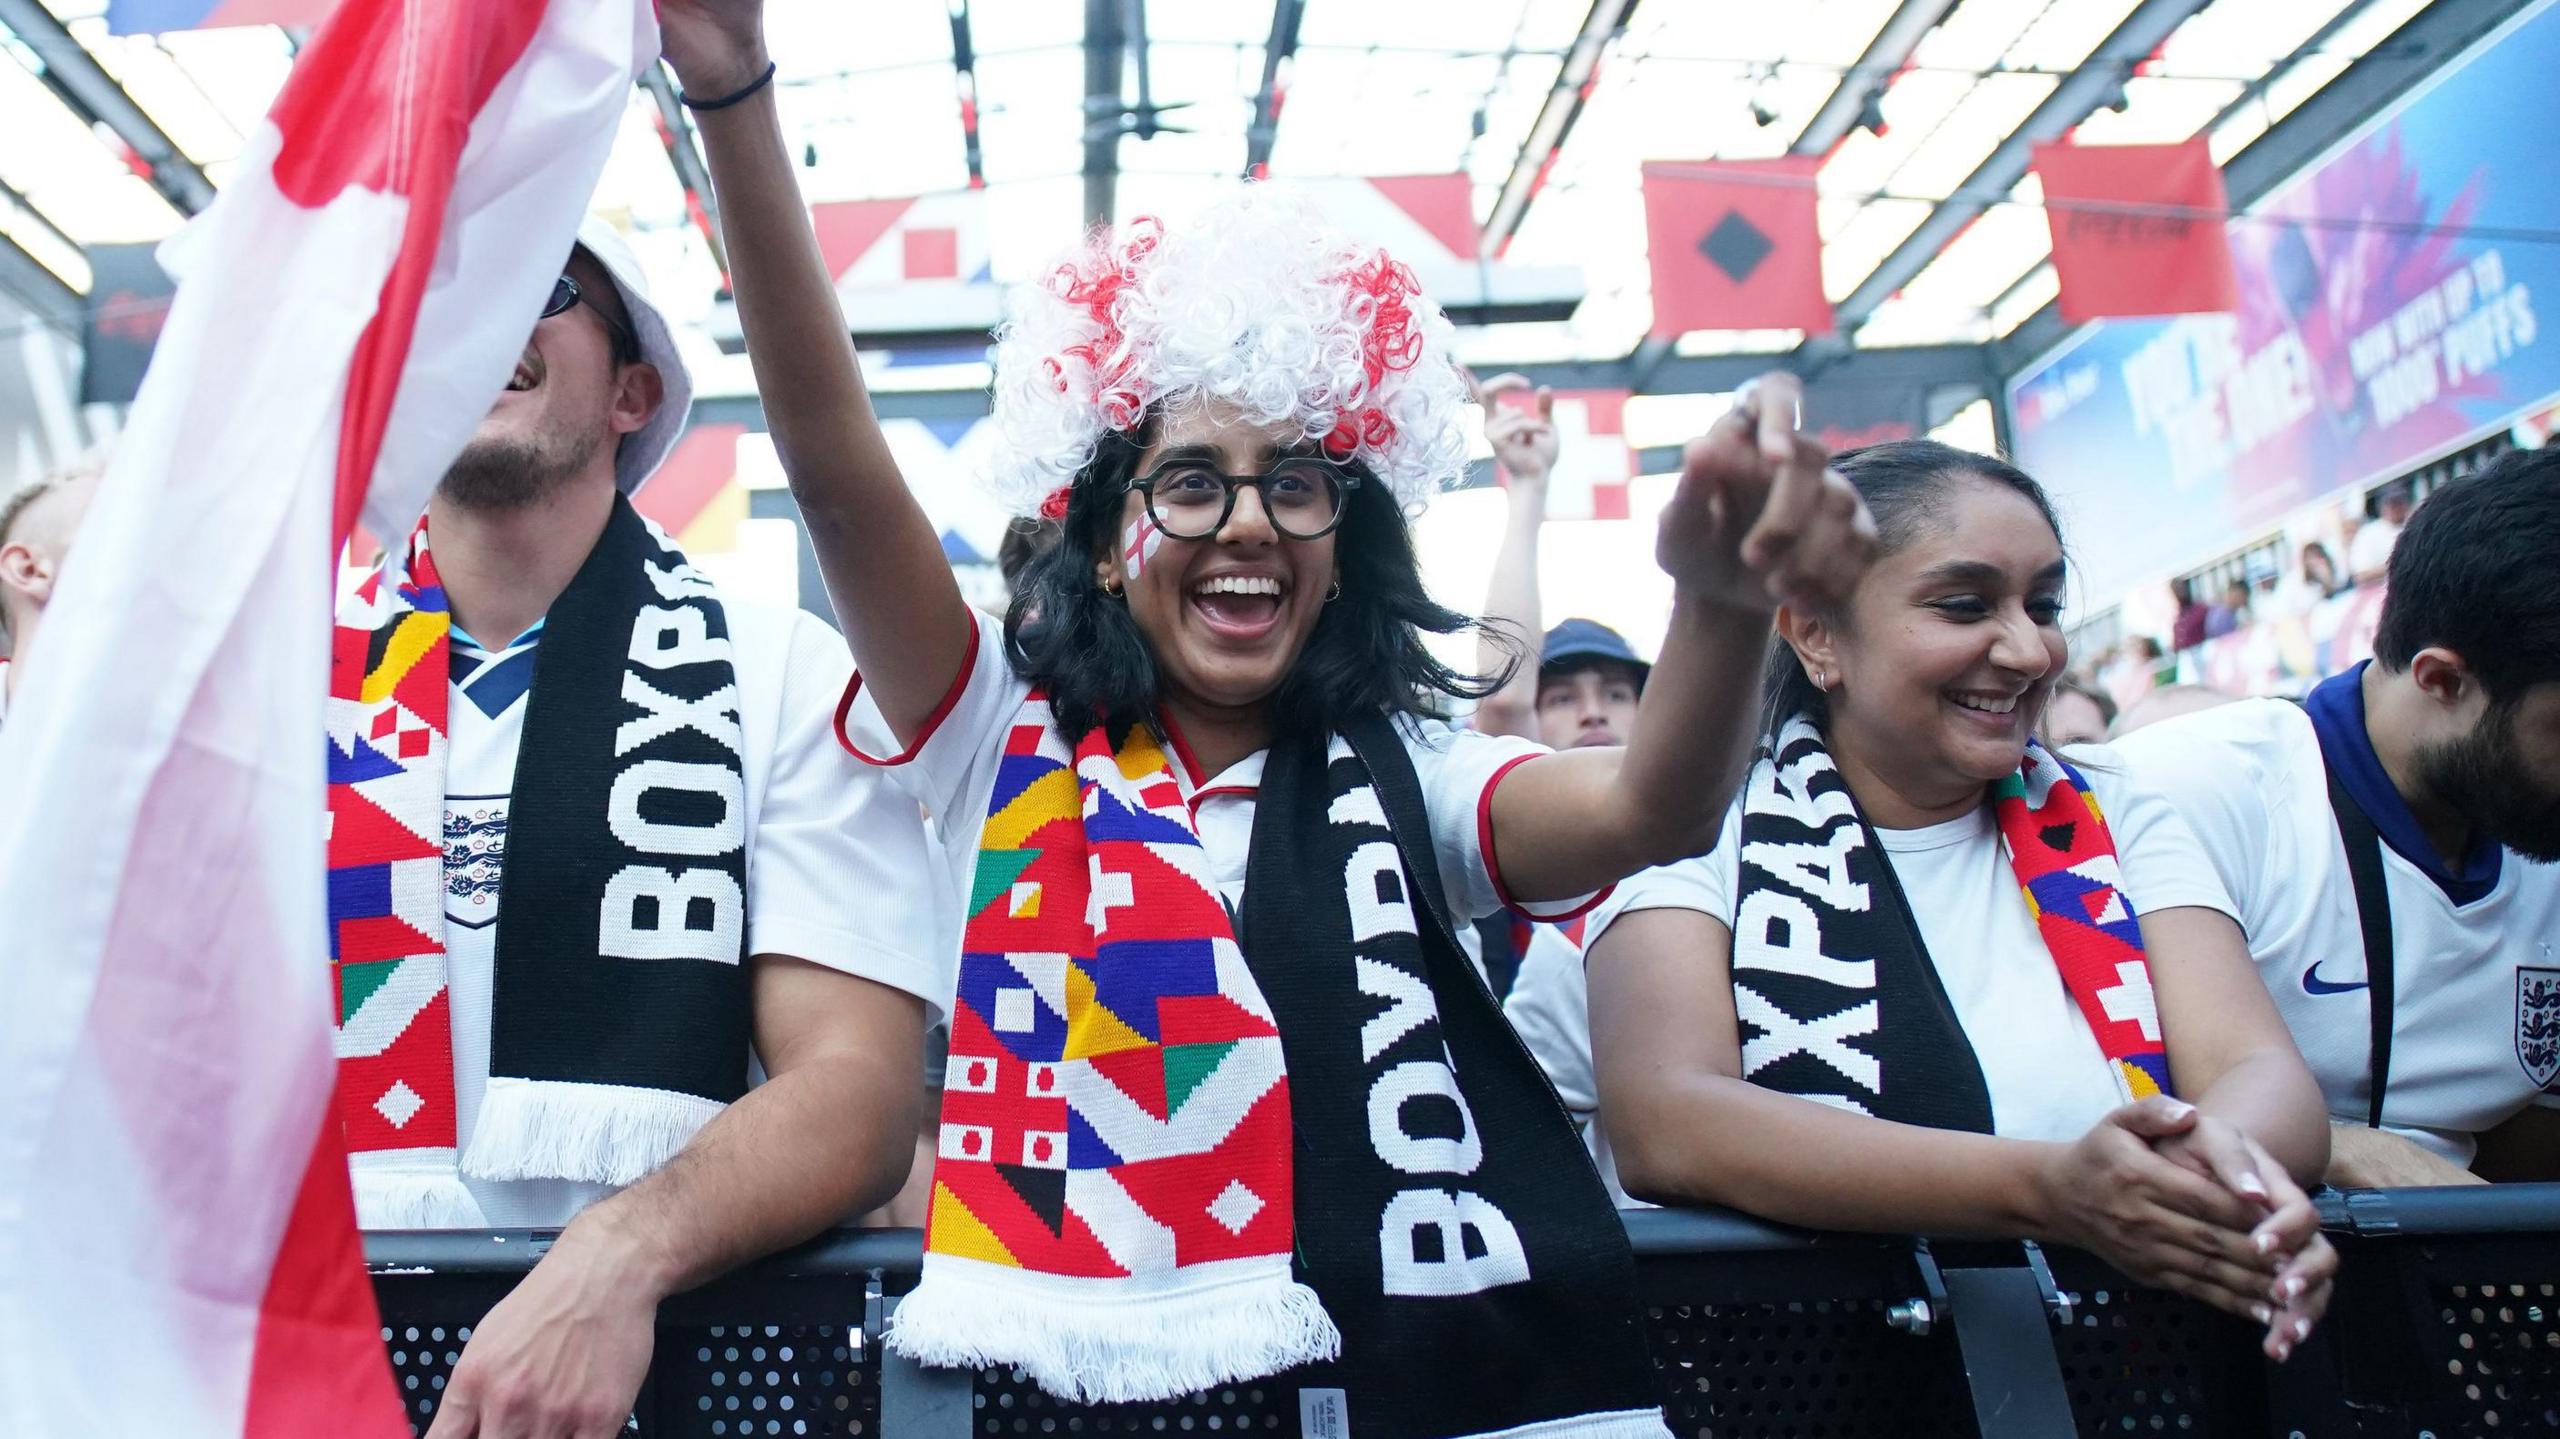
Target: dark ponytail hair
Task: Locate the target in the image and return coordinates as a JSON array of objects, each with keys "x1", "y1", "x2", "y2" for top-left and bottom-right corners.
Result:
[
  {"x1": 1760, "y1": 439, "x2": 2062, "y2": 739},
  {"x1": 1002, "y1": 421, "x2": 1523, "y2": 741}
]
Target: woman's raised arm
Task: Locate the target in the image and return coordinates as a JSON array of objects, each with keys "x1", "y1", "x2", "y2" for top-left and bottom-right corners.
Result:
[
  {"x1": 662, "y1": 2, "x2": 974, "y2": 745},
  {"x1": 1489, "y1": 374, "x2": 1875, "y2": 903}
]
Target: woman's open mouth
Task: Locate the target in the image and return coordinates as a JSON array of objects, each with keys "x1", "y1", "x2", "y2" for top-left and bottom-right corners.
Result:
[
  {"x1": 1189, "y1": 573, "x2": 1287, "y2": 641},
  {"x1": 1944, "y1": 689, "x2": 2027, "y2": 734}
]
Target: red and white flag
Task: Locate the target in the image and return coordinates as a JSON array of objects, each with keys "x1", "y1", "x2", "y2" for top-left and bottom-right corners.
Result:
[{"x1": 0, "y1": 1, "x2": 654, "y2": 1433}]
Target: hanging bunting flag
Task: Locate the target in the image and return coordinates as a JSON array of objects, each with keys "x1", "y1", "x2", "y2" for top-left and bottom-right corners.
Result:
[
  {"x1": 1640, "y1": 157, "x2": 1833, "y2": 337},
  {"x1": 105, "y1": 0, "x2": 334, "y2": 34},
  {"x1": 810, "y1": 193, "x2": 993, "y2": 290},
  {"x1": 1543, "y1": 389, "x2": 1636, "y2": 521},
  {"x1": 710, "y1": 193, "x2": 1000, "y2": 352},
  {"x1": 2033, "y1": 138, "x2": 2239, "y2": 325}
]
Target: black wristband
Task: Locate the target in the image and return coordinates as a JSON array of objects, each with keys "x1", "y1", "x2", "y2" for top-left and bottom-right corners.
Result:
[{"x1": 679, "y1": 60, "x2": 776, "y2": 112}]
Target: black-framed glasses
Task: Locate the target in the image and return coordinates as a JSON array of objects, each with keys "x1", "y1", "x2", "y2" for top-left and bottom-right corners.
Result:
[
  {"x1": 1130, "y1": 456, "x2": 1361, "y2": 541},
  {"x1": 541, "y1": 274, "x2": 639, "y2": 361}
]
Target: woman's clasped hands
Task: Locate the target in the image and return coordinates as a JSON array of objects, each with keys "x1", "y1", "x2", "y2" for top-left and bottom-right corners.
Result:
[{"x1": 2034, "y1": 1096, "x2": 2336, "y2": 1361}]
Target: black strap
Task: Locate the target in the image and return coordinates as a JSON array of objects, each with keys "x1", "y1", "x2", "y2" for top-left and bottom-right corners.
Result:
[{"x1": 2322, "y1": 750, "x2": 2398, "y2": 1129}]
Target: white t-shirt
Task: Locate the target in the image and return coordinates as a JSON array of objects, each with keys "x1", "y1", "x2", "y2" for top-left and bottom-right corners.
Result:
[
  {"x1": 2110, "y1": 699, "x2": 2560, "y2": 1162},
  {"x1": 1555, "y1": 750, "x2": 2234, "y2": 1190},
  {"x1": 840, "y1": 609, "x2": 1603, "y2": 999},
  {"x1": 434, "y1": 598, "x2": 943, "y2": 1228},
  {"x1": 1501, "y1": 922, "x2": 1646, "y2": 1207}
]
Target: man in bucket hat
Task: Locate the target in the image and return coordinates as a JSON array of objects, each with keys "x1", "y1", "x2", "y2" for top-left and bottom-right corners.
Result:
[{"x1": 328, "y1": 216, "x2": 944, "y2": 1438}]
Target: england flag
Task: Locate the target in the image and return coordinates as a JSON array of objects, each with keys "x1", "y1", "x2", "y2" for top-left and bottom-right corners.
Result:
[{"x1": 0, "y1": 0, "x2": 655, "y2": 1433}]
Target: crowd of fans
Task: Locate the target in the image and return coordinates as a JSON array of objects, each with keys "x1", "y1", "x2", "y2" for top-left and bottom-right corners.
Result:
[{"x1": 6, "y1": 6, "x2": 2558, "y2": 1432}]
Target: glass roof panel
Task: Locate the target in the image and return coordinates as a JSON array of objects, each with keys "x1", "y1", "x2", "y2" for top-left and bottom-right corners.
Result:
[{"x1": 0, "y1": 0, "x2": 2459, "y2": 379}]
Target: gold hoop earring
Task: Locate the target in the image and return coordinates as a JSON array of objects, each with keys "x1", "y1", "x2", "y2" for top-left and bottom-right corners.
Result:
[
  {"x1": 1102, "y1": 577, "x2": 1124, "y2": 598},
  {"x1": 1326, "y1": 579, "x2": 1342, "y2": 602}
]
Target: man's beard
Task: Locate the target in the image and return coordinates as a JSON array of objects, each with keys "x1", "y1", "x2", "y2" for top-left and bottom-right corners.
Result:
[
  {"x1": 438, "y1": 415, "x2": 608, "y2": 511},
  {"x1": 2415, "y1": 700, "x2": 2560, "y2": 862}
]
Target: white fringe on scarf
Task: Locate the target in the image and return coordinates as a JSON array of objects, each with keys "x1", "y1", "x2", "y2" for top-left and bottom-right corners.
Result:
[
  {"x1": 887, "y1": 1253, "x2": 1341, "y2": 1405},
  {"x1": 459, "y1": 1076, "x2": 724, "y2": 1186},
  {"x1": 352, "y1": 1159, "x2": 488, "y2": 1230}
]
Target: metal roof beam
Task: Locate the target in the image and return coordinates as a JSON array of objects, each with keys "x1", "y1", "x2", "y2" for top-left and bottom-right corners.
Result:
[
  {"x1": 1808, "y1": 0, "x2": 2208, "y2": 360},
  {"x1": 1241, "y1": 0, "x2": 1304, "y2": 178},
  {"x1": 1789, "y1": 0, "x2": 1953, "y2": 157},
  {"x1": 0, "y1": 228, "x2": 82, "y2": 337},
  {"x1": 0, "y1": 0, "x2": 214, "y2": 215},
  {"x1": 1479, "y1": 0, "x2": 1638, "y2": 256},
  {"x1": 949, "y1": 0, "x2": 986, "y2": 188},
  {"x1": 639, "y1": 67, "x2": 728, "y2": 279},
  {"x1": 1080, "y1": 0, "x2": 1125, "y2": 227},
  {"x1": 1991, "y1": 0, "x2": 2544, "y2": 380}
]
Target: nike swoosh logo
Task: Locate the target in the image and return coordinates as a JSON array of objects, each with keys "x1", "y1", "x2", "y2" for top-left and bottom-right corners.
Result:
[{"x1": 2303, "y1": 961, "x2": 2369, "y2": 996}]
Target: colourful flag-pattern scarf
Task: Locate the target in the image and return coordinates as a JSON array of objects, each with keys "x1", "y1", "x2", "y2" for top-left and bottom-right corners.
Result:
[
  {"x1": 1989, "y1": 743, "x2": 2172, "y2": 1101},
  {"x1": 886, "y1": 693, "x2": 1336, "y2": 1403}
]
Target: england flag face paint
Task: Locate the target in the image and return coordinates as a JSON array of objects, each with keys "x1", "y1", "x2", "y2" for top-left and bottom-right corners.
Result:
[{"x1": 1122, "y1": 511, "x2": 1166, "y2": 584}]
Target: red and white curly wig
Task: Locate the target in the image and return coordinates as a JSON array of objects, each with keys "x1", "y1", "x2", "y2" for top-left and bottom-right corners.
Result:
[{"x1": 988, "y1": 187, "x2": 1470, "y2": 518}]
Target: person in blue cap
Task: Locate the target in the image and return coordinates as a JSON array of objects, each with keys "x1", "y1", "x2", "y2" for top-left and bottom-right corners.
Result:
[{"x1": 1531, "y1": 617, "x2": 1652, "y2": 750}]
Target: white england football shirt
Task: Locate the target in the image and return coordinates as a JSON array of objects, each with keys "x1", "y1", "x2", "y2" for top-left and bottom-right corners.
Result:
[
  {"x1": 2111, "y1": 688, "x2": 2560, "y2": 1163},
  {"x1": 422, "y1": 599, "x2": 944, "y2": 1229}
]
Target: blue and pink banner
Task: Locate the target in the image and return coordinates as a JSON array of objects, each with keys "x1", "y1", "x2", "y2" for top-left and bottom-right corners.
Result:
[
  {"x1": 105, "y1": 0, "x2": 331, "y2": 35},
  {"x1": 2008, "y1": 0, "x2": 2560, "y2": 604}
]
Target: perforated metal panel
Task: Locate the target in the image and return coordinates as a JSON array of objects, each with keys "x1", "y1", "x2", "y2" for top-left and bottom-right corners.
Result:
[
  {"x1": 382, "y1": 1320, "x2": 470, "y2": 1433},
  {"x1": 969, "y1": 1371, "x2": 1292, "y2": 1433},
  {"x1": 2426, "y1": 1281, "x2": 2560, "y2": 1432},
  {"x1": 2048, "y1": 1284, "x2": 2250, "y2": 1435},
  {"x1": 658, "y1": 1322, "x2": 877, "y2": 1437},
  {"x1": 373, "y1": 1286, "x2": 878, "y2": 1437},
  {"x1": 1644, "y1": 1297, "x2": 1976, "y2": 1438}
]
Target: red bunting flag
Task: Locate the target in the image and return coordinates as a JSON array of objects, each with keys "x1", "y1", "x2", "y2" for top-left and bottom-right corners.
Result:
[
  {"x1": 2033, "y1": 138, "x2": 2239, "y2": 325},
  {"x1": 1640, "y1": 158, "x2": 1833, "y2": 337}
]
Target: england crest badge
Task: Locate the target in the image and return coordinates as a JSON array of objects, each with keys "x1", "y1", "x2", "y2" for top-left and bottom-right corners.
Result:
[{"x1": 2517, "y1": 965, "x2": 2560, "y2": 1090}]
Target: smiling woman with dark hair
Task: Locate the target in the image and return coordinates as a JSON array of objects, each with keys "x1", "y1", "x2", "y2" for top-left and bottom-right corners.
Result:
[
  {"x1": 1581, "y1": 439, "x2": 2339, "y2": 1364},
  {"x1": 670, "y1": 1, "x2": 1879, "y2": 1430}
]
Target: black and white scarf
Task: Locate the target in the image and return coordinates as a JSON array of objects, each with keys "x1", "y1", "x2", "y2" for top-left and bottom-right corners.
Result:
[
  {"x1": 1729, "y1": 717, "x2": 1996, "y2": 1131},
  {"x1": 1730, "y1": 715, "x2": 2173, "y2": 1131},
  {"x1": 1238, "y1": 713, "x2": 1666, "y2": 1438}
]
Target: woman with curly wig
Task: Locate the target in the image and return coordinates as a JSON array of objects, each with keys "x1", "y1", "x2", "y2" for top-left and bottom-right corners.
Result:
[{"x1": 668, "y1": 5, "x2": 1873, "y2": 1432}]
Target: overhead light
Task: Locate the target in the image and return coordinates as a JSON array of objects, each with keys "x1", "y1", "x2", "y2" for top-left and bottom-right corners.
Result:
[
  {"x1": 1749, "y1": 98, "x2": 1778, "y2": 128},
  {"x1": 803, "y1": 142, "x2": 819, "y2": 168},
  {"x1": 2101, "y1": 78, "x2": 2132, "y2": 114}
]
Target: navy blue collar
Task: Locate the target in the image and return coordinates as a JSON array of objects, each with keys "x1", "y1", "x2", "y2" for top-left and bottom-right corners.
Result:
[{"x1": 2303, "y1": 661, "x2": 2501, "y2": 905}]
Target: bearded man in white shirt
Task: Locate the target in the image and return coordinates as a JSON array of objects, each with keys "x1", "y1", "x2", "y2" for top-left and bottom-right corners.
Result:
[
  {"x1": 329, "y1": 217, "x2": 943, "y2": 1439},
  {"x1": 2113, "y1": 448, "x2": 2560, "y2": 1188}
]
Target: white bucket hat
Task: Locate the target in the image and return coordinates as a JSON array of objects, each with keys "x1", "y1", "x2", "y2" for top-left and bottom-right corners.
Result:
[{"x1": 572, "y1": 215, "x2": 693, "y2": 495}]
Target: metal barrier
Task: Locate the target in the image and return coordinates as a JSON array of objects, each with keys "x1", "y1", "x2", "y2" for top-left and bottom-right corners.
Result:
[{"x1": 365, "y1": 1185, "x2": 2560, "y2": 1437}]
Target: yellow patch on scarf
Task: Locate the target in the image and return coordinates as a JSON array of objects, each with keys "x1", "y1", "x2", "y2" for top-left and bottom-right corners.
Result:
[
  {"x1": 984, "y1": 766, "x2": 1080, "y2": 851},
  {"x1": 928, "y1": 1183, "x2": 1022, "y2": 1267},
  {"x1": 1116, "y1": 728, "x2": 1172, "y2": 784},
  {"x1": 1064, "y1": 959, "x2": 1154, "y2": 1059},
  {"x1": 360, "y1": 610, "x2": 449, "y2": 704}
]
